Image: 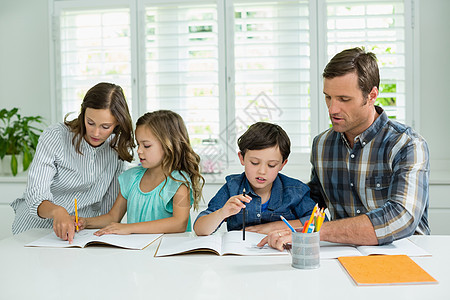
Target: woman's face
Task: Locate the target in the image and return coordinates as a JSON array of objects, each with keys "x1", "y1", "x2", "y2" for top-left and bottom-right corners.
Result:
[{"x1": 84, "y1": 108, "x2": 117, "y2": 147}]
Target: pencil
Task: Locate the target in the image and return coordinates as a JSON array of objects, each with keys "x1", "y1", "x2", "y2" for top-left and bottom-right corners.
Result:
[
  {"x1": 303, "y1": 204, "x2": 318, "y2": 233},
  {"x1": 74, "y1": 198, "x2": 79, "y2": 232},
  {"x1": 242, "y1": 188, "x2": 246, "y2": 241},
  {"x1": 280, "y1": 215, "x2": 296, "y2": 232}
]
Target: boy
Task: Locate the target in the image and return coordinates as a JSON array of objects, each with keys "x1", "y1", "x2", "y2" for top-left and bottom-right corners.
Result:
[{"x1": 194, "y1": 122, "x2": 316, "y2": 235}]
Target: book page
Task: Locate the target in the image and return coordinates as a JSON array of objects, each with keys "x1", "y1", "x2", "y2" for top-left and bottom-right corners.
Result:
[
  {"x1": 319, "y1": 242, "x2": 362, "y2": 259},
  {"x1": 25, "y1": 230, "x2": 97, "y2": 248},
  {"x1": 155, "y1": 234, "x2": 223, "y2": 257},
  {"x1": 82, "y1": 230, "x2": 163, "y2": 250},
  {"x1": 356, "y1": 238, "x2": 431, "y2": 257},
  {"x1": 221, "y1": 231, "x2": 288, "y2": 256},
  {"x1": 25, "y1": 229, "x2": 162, "y2": 250}
]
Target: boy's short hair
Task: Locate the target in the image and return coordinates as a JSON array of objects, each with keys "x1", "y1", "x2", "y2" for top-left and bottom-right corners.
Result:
[{"x1": 237, "y1": 122, "x2": 291, "y2": 161}]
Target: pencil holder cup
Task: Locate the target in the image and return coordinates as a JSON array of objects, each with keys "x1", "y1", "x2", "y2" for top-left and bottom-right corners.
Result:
[{"x1": 291, "y1": 231, "x2": 320, "y2": 269}]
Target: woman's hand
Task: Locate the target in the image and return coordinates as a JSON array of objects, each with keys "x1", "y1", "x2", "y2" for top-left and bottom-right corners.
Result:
[
  {"x1": 94, "y1": 223, "x2": 130, "y2": 236},
  {"x1": 52, "y1": 206, "x2": 76, "y2": 243}
]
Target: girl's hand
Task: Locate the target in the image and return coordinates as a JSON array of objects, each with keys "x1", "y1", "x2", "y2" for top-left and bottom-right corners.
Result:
[
  {"x1": 72, "y1": 216, "x2": 87, "y2": 231},
  {"x1": 52, "y1": 207, "x2": 76, "y2": 243},
  {"x1": 94, "y1": 223, "x2": 130, "y2": 236},
  {"x1": 219, "y1": 194, "x2": 252, "y2": 219}
]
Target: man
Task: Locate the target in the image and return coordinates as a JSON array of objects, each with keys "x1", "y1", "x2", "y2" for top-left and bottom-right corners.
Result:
[{"x1": 259, "y1": 47, "x2": 430, "y2": 250}]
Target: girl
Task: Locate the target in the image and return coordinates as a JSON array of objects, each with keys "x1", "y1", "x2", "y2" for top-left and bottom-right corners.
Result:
[
  {"x1": 11, "y1": 82, "x2": 135, "y2": 243},
  {"x1": 77, "y1": 110, "x2": 204, "y2": 234}
]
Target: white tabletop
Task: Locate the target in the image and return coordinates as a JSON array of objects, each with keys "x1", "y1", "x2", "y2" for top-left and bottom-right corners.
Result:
[{"x1": 1, "y1": 229, "x2": 449, "y2": 299}]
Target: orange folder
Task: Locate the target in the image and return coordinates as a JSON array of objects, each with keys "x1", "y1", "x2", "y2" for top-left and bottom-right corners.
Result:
[{"x1": 338, "y1": 255, "x2": 438, "y2": 286}]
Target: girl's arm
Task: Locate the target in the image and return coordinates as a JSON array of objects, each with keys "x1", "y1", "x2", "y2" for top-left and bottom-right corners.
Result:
[
  {"x1": 78, "y1": 190, "x2": 127, "y2": 230},
  {"x1": 93, "y1": 184, "x2": 191, "y2": 235},
  {"x1": 193, "y1": 194, "x2": 251, "y2": 236}
]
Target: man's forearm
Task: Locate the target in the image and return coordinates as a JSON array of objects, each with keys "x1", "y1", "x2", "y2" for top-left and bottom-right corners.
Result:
[{"x1": 319, "y1": 214, "x2": 378, "y2": 245}]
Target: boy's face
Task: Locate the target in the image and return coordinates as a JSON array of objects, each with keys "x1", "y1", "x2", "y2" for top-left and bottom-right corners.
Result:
[{"x1": 238, "y1": 146, "x2": 287, "y2": 195}]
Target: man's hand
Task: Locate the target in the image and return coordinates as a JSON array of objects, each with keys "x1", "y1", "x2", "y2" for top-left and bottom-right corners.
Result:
[{"x1": 257, "y1": 229, "x2": 292, "y2": 251}]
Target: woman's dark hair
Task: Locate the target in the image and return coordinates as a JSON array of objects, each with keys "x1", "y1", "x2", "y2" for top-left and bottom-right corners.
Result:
[
  {"x1": 64, "y1": 82, "x2": 135, "y2": 162},
  {"x1": 237, "y1": 122, "x2": 291, "y2": 162}
]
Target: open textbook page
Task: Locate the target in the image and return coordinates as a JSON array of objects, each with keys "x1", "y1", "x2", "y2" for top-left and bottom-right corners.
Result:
[
  {"x1": 320, "y1": 238, "x2": 431, "y2": 259},
  {"x1": 155, "y1": 231, "x2": 288, "y2": 257},
  {"x1": 25, "y1": 229, "x2": 162, "y2": 250}
]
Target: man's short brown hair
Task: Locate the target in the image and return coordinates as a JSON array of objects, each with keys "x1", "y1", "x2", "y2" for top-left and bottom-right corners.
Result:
[{"x1": 323, "y1": 47, "x2": 380, "y2": 98}]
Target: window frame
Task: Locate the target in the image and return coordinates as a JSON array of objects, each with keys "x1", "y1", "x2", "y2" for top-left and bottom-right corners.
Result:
[{"x1": 49, "y1": 0, "x2": 420, "y2": 175}]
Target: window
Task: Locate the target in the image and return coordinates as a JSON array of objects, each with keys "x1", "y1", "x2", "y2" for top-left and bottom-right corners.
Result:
[
  {"x1": 51, "y1": 0, "x2": 414, "y2": 170},
  {"x1": 325, "y1": 0, "x2": 406, "y2": 123},
  {"x1": 54, "y1": 4, "x2": 133, "y2": 119}
]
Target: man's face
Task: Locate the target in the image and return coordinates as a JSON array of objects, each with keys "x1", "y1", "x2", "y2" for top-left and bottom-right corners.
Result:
[{"x1": 323, "y1": 72, "x2": 377, "y2": 141}]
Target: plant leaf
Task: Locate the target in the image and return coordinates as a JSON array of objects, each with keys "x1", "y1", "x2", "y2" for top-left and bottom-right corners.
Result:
[
  {"x1": 23, "y1": 143, "x2": 32, "y2": 171},
  {"x1": 11, "y1": 154, "x2": 18, "y2": 176}
]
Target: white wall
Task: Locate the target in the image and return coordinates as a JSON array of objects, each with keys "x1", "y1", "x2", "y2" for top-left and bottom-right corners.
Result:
[
  {"x1": 0, "y1": 0, "x2": 51, "y2": 122},
  {"x1": 419, "y1": 0, "x2": 450, "y2": 166}
]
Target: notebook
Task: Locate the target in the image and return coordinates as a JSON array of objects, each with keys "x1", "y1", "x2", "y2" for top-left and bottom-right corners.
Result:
[
  {"x1": 338, "y1": 255, "x2": 438, "y2": 286},
  {"x1": 25, "y1": 229, "x2": 162, "y2": 250}
]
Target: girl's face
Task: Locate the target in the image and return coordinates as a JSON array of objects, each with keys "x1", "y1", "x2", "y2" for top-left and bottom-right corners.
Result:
[
  {"x1": 135, "y1": 125, "x2": 165, "y2": 170},
  {"x1": 84, "y1": 108, "x2": 117, "y2": 147}
]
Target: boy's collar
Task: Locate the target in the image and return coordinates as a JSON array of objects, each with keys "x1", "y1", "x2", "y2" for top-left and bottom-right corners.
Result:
[{"x1": 241, "y1": 174, "x2": 282, "y2": 209}]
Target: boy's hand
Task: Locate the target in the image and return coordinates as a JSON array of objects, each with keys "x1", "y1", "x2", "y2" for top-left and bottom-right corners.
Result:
[
  {"x1": 94, "y1": 223, "x2": 130, "y2": 236},
  {"x1": 219, "y1": 194, "x2": 252, "y2": 219}
]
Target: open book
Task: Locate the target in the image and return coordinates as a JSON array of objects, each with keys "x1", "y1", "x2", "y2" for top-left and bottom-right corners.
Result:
[
  {"x1": 25, "y1": 229, "x2": 162, "y2": 250},
  {"x1": 320, "y1": 238, "x2": 431, "y2": 259},
  {"x1": 155, "y1": 231, "x2": 288, "y2": 257}
]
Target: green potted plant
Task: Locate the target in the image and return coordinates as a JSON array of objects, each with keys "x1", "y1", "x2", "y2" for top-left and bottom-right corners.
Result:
[{"x1": 0, "y1": 108, "x2": 44, "y2": 176}]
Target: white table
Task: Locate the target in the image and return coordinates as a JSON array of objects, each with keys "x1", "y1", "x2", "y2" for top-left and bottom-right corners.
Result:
[{"x1": 1, "y1": 229, "x2": 449, "y2": 299}]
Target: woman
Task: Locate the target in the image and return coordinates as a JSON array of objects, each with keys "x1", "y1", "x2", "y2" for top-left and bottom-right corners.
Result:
[{"x1": 11, "y1": 82, "x2": 135, "y2": 242}]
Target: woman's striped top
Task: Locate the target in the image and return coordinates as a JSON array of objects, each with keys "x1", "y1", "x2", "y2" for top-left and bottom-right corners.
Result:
[{"x1": 11, "y1": 122, "x2": 124, "y2": 234}]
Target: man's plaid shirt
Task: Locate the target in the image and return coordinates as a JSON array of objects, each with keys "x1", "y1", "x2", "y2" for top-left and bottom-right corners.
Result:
[{"x1": 308, "y1": 106, "x2": 430, "y2": 245}]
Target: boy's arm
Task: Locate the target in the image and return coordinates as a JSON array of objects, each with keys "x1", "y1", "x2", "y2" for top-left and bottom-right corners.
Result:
[
  {"x1": 246, "y1": 219, "x2": 302, "y2": 235},
  {"x1": 194, "y1": 194, "x2": 251, "y2": 236}
]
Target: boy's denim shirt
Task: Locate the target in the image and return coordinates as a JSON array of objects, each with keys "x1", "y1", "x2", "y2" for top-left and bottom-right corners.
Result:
[{"x1": 195, "y1": 172, "x2": 316, "y2": 232}]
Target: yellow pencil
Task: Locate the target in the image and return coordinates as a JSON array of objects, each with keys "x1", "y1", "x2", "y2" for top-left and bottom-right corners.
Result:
[
  {"x1": 307, "y1": 204, "x2": 318, "y2": 228},
  {"x1": 316, "y1": 209, "x2": 325, "y2": 232},
  {"x1": 74, "y1": 198, "x2": 79, "y2": 232}
]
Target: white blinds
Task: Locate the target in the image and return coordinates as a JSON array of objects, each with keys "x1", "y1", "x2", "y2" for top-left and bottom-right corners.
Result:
[
  {"x1": 58, "y1": 7, "x2": 132, "y2": 118},
  {"x1": 53, "y1": 0, "x2": 410, "y2": 161},
  {"x1": 233, "y1": 0, "x2": 311, "y2": 153},
  {"x1": 326, "y1": 0, "x2": 406, "y2": 123},
  {"x1": 143, "y1": 1, "x2": 220, "y2": 147}
]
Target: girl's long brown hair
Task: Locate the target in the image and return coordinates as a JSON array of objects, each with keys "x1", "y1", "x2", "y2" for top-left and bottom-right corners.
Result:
[
  {"x1": 136, "y1": 110, "x2": 204, "y2": 210},
  {"x1": 64, "y1": 82, "x2": 135, "y2": 162}
]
